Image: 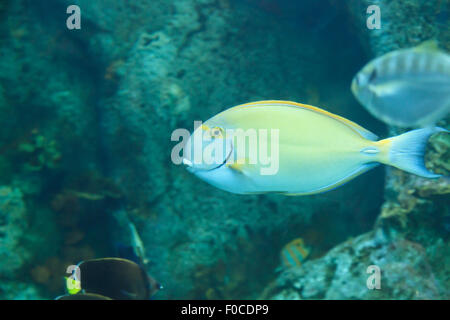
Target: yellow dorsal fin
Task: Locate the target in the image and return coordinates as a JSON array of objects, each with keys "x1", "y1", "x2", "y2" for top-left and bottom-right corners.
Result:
[
  {"x1": 414, "y1": 39, "x2": 440, "y2": 52},
  {"x1": 235, "y1": 100, "x2": 378, "y2": 141}
]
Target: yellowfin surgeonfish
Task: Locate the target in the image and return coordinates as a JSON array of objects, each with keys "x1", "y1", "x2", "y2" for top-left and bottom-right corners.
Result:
[
  {"x1": 280, "y1": 238, "x2": 310, "y2": 268},
  {"x1": 182, "y1": 100, "x2": 447, "y2": 195},
  {"x1": 351, "y1": 40, "x2": 450, "y2": 127}
]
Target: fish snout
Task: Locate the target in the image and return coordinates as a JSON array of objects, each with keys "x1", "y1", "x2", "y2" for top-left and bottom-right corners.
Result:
[
  {"x1": 182, "y1": 157, "x2": 193, "y2": 167},
  {"x1": 351, "y1": 77, "x2": 358, "y2": 95},
  {"x1": 183, "y1": 129, "x2": 233, "y2": 172}
]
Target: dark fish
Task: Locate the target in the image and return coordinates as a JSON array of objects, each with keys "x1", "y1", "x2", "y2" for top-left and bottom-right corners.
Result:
[
  {"x1": 77, "y1": 258, "x2": 162, "y2": 300},
  {"x1": 56, "y1": 293, "x2": 112, "y2": 300}
]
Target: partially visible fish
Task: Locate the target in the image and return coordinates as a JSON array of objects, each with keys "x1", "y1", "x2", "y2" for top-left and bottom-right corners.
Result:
[
  {"x1": 64, "y1": 258, "x2": 162, "y2": 300},
  {"x1": 115, "y1": 223, "x2": 148, "y2": 266},
  {"x1": 128, "y1": 223, "x2": 148, "y2": 265},
  {"x1": 351, "y1": 40, "x2": 450, "y2": 127},
  {"x1": 280, "y1": 238, "x2": 310, "y2": 268},
  {"x1": 56, "y1": 293, "x2": 112, "y2": 300}
]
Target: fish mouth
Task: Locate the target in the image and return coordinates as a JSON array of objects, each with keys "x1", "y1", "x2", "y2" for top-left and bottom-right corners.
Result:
[
  {"x1": 183, "y1": 139, "x2": 233, "y2": 172},
  {"x1": 182, "y1": 158, "x2": 193, "y2": 167},
  {"x1": 208, "y1": 142, "x2": 233, "y2": 171}
]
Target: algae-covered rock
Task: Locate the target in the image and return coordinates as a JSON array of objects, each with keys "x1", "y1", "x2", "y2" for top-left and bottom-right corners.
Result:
[
  {"x1": 0, "y1": 186, "x2": 30, "y2": 278},
  {"x1": 264, "y1": 224, "x2": 448, "y2": 300},
  {"x1": 0, "y1": 0, "x2": 100, "y2": 176},
  {"x1": 0, "y1": 281, "x2": 44, "y2": 300},
  {"x1": 346, "y1": 0, "x2": 448, "y2": 55}
]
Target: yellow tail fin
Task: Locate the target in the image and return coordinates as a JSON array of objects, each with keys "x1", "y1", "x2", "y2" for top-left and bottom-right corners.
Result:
[{"x1": 376, "y1": 127, "x2": 447, "y2": 178}]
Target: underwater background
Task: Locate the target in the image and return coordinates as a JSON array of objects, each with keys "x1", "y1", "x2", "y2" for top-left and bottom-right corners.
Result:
[{"x1": 0, "y1": 0, "x2": 448, "y2": 299}]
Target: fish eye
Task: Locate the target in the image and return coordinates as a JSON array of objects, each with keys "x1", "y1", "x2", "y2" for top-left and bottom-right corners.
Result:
[
  {"x1": 369, "y1": 68, "x2": 377, "y2": 82},
  {"x1": 210, "y1": 127, "x2": 223, "y2": 138}
]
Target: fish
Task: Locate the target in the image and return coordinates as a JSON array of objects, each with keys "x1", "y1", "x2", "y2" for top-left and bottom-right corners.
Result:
[
  {"x1": 351, "y1": 40, "x2": 450, "y2": 127},
  {"x1": 280, "y1": 238, "x2": 310, "y2": 268},
  {"x1": 56, "y1": 293, "x2": 112, "y2": 300},
  {"x1": 182, "y1": 100, "x2": 447, "y2": 195},
  {"x1": 128, "y1": 223, "x2": 148, "y2": 265},
  {"x1": 65, "y1": 258, "x2": 162, "y2": 300},
  {"x1": 115, "y1": 223, "x2": 149, "y2": 266}
]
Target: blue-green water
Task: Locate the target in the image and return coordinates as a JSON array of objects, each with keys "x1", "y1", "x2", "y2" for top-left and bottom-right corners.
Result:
[{"x1": 0, "y1": 0, "x2": 448, "y2": 300}]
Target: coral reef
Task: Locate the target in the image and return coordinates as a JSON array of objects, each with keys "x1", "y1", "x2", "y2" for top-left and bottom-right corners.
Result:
[
  {"x1": 0, "y1": 186, "x2": 58, "y2": 299},
  {"x1": 17, "y1": 130, "x2": 61, "y2": 172},
  {"x1": 263, "y1": 224, "x2": 448, "y2": 299},
  {"x1": 0, "y1": 0, "x2": 447, "y2": 300},
  {"x1": 0, "y1": 187, "x2": 30, "y2": 278},
  {"x1": 346, "y1": 0, "x2": 448, "y2": 55}
]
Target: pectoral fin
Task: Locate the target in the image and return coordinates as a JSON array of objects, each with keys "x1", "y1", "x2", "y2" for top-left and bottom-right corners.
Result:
[
  {"x1": 226, "y1": 159, "x2": 248, "y2": 173},
  {"x1": 414, "y1": 39, "x2": 440, "y2": 52}
]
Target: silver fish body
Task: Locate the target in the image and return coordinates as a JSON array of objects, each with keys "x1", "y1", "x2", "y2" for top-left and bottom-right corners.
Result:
[{"x1": 351, "y1": 41, "x2": 450, "y2": 127}]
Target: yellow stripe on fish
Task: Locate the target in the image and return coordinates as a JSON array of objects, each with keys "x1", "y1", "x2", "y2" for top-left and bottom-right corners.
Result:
[
  {"x1": 230, "y1": 100, "x2": 379, "y2": 140},
  {"x1": 182, "y1": 100, "x2": 447, "y2": 195},
  {"x1": 280, "y1": 238, "x2": 310, "y2": 268}
]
